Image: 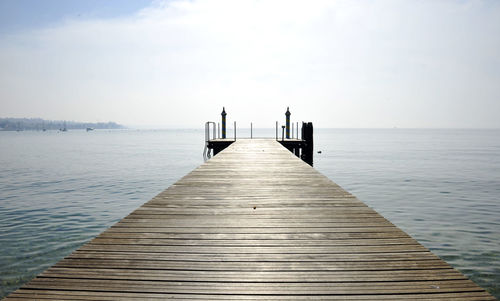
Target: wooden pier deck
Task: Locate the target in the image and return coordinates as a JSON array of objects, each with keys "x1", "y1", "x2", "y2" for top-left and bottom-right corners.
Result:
[{"x1": 5, "y1": 139, "x2": 494, "y2": 300}]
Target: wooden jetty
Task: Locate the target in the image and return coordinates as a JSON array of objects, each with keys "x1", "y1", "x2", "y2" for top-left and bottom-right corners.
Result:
[{"x1": 5, "y1": 139, "x2": 494, "y2": 300}]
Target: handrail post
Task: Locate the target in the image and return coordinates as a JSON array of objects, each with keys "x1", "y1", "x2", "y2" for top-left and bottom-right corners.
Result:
[
  {"x1": 212, "y1": 122, "x2": 216, "y2": 141},
  {"x1": 205, "y1": 122, "x2": 209, "y2": 142},
  {"x1": 275, "y1": 121, "x2": 278, "y2": 140}
]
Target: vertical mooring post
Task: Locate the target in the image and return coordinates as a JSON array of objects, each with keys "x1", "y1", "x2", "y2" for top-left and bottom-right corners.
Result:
[
  {"x1": 301, "y1": 122, "x2": 314, "y2": 166},
  {"x1": 217, "y1": 123, "x2": 220, "y2": 139},
  {"x1": 281, "y1": 125, "x2": 285, "y2": 142},
  {"x1": 221, "y1": 107, "x2": 227, "y2": 139},
  {"x1": 285, "y1": 107, "x2": 291, "y2": 139},
  {"x1": 276, "y1": 121, "x2": 278, "y2": 140},
  {"x1": 294, "y1": 146, "x2": 300, "y2": 157},
  {"x1": 251, "y1": 122, "x2": 253, "y2": 139}
]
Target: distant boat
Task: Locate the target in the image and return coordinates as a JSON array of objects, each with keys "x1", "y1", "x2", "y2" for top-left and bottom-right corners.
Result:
[
  {"x1": 86, "y1": 127, "x2": 94, "y2": 132},
  {"x1": 60, "y1": 121, "x2": 67, "y2": 132}
]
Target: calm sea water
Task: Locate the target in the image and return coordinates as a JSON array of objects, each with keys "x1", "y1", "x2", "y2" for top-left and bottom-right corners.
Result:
[{"x1": 0, "y1": 128, "x2": 499, "y2": 298}]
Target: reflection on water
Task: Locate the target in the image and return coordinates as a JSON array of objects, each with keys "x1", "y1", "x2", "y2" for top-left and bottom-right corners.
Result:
[{"x1": 0, "y1": 128, "x2": 499, "y2": 298}]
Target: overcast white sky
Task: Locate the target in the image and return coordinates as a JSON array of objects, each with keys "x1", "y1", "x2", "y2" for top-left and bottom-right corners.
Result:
[{"x1": 1, "y1": 0, "x2": 499, "y2": 128}]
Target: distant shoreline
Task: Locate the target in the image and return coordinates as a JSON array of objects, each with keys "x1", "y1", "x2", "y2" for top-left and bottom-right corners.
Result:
[{"x1": 0, "y1": 117, "x2": 124, "y2": 131}]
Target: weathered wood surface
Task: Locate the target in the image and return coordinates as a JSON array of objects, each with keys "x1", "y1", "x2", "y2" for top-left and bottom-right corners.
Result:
[{"x1": 5, "y1": 139, "x2": 494, "y2": 300}]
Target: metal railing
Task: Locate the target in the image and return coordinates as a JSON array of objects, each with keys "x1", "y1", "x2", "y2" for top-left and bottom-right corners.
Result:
[
  {"x1": 203, "y1": 121, "x2": 237, "y2": 161},
  {"x1": 205, "y1": 121, "x2": 216, "y2": 143},
  {"x1": 276, "y1": 121, "x2": 301, "y2": 141},
  {"x1": 203, "y1": 121, "x2": 216, "y2": 160}
]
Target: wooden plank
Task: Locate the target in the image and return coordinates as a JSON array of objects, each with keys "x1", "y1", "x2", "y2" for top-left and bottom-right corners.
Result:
[
  {"x1": 5, "y1": 139, "x2": 493, "y2": 300},
  {"x1": 40, "y1": 268, "x2": 467, "y2": 282},
  {"x1": 52, "y1": 259, "x2": 453, "y2": 272},
  {"x1": 20, "y1": 278, "x2": 484, "y2": 294},
  {"x1": 96, "y1": 232, "x2": 412, "y2": 240},
  {"x1": 6, "y1": 289, "x2": 497, "y2": 300},
  {"x1": 76, "y1": 243, "x2": 426, "y2": 254},
  {"x1": 87, "y1": 238, "x2": 420, "y2": 246},
  {"x1": 67, "y1": 250, "x2": 441, "y2": 261},
  {"x1": 104, "y1": 226, "x2": 407, "y2": 234}
]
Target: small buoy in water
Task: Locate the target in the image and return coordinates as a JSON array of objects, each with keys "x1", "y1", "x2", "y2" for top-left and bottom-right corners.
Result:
[
  {"x1": 253, "y1": 206, "x2": 256, "y2": 210},
  {"x1": 317, "y1": 151, "x2": 322, "y2": 154}
]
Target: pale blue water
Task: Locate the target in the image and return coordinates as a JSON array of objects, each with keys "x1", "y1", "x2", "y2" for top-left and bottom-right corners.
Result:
[
  {"x1": 0, "y1": 128, "x2": 499, "y2": 298},
  {"x1": 315, "y1": 129, "x2": 500, "y2": 298}
]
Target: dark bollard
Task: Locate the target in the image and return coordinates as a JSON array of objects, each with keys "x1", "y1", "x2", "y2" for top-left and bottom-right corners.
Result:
[
  {"x1": 285, "y1": 107, "x2": 291, "y2": 139},
  {"x1": 221, "y1": 107, "x2": 227, "y2": 139}
]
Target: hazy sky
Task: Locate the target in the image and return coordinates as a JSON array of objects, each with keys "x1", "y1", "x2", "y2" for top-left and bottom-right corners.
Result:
[{"x1": 1, "y1": 0, "x2": 499, "y2": 128}]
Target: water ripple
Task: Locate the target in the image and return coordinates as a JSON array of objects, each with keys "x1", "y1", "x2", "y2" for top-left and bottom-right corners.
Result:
[
  {"x1": 315, "y1": 128, "x2": 500, "y2": 298},
  {"x1": 1, "y1": 129, "x2": 500, "y2": 298}
]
